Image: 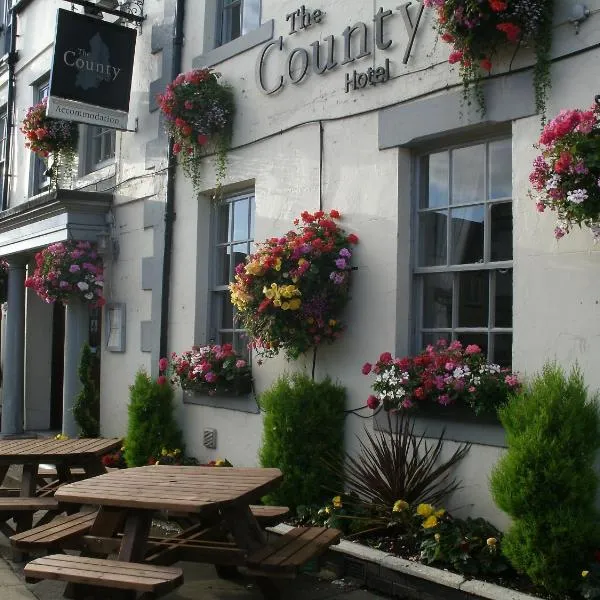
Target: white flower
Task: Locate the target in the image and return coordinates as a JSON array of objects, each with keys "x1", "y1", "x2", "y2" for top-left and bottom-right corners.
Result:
[
  {"x1": 545, "y1": 174, "x2": 561, "y2": 190},
  {"x1": 76, "y1": 281, "x2": 89, "y2": 292},
  {"x1": 567, "y1": 189, "x2": 588, "y2": 204},
  {"x1": 84, "y1": 293, "x2": 94, "y2": 300}
]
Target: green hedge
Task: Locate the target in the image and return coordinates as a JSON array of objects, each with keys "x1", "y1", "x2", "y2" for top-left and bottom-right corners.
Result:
[
  {"x1": 124, "y1": 370, "x2": 184, "y2": 467},
  {"x1": 490, "y1": 364, "x2": 600, "y2": 594},
  {"x1": 72, "y1": 343, "x2": 100, "y2": 437},
  {"x1": 259, "y1": 373, "x2": 345, "y2": 510}
]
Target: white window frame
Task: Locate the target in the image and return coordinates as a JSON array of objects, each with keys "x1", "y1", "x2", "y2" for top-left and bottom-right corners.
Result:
[
  {"x1": 31, "y1": 80, "x2": 50, "y2": 195},
  {"x1": 412, "y1": 136, "x2": 513, "y2": 366},
  {"x1": 216, "y1": 0, "x2": 261, "y2": 47},
  {"x1": 81, "y1": 125, "x2": 116, "y2": 175},
  {"x1": 0, "y1": 108, "x2": 6, "y2": 203},
  {"x1": 209, "y1": 190, "x2": 255, "y2": 357}
]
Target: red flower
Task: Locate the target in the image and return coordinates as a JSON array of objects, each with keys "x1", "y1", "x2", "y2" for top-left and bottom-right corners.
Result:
[
  {"x1": 329, "y1": 209, "x2": 340, "y2": 219},
  {"x1": 347, "y1": 233, "x2": 359, "y2": 244},
  {"x1": 448, "y1": 50, "x2": 463, "y2": 65},
  {"x1": 173, "y1": 142, "x2": 181, "y2": 154},
  {"x1": 496, "y1": 22, "x2": 521, "y2": 43},
  {"x1": 441, "y1": 33, "x2": 454, "y2": 43},
  {"x1": 480, "y1": 58, "x2": 492, "y2": 72},
  {"x1": 197, "y1": 134, "x2": 208, "y2": 145},
  {"x1": 362, "y1": 362, "x2": 372, "y2": 375},
  {"x1": 157, "y1": 375, "x2": 167, "y2": 385},
  {"x1": 367, "y1": 395, "x2": 380, "y2": 410},
  {"x1": 379, "y1": 352, "x2": 393, "y2": 364},
  {"x1": 489, "y1": 0, "x2": 507, "y2": 11}
]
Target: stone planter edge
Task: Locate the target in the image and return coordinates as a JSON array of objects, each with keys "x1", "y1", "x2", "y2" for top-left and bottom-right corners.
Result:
[{"x1": 267, "y1": 523, "x2": 538, "y2": 600}]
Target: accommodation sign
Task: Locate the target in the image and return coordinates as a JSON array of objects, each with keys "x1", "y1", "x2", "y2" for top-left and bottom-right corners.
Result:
[
  {"x1": 256, "y1": 3, "x2": 425, "y2": 94},
  {"x1": 47, "y1": 9, "x2": 137, "y2": 130}
]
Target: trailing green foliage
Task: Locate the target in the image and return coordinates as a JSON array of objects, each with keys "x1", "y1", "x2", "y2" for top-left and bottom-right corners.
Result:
[
  {"x1": 124, "y1": 370, "x2": 184, "y2": 468},
  {"x1": 490, "y1": 363, "x2": 600, "y2": 595},
  {"x1": 72, "y1": 343, "x2": 100, "y2": 437},
  {"x1": 259, "y1": 373, "x2": 345, "y2": 510}
]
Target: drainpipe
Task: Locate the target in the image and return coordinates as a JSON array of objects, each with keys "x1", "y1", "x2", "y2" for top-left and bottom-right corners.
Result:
[
  {"x1": 1, "y1": 6, "x2": 18, "y2": 212},
  {"x1": 159, "y1": 0, "x2": 185, "y2": 361}
]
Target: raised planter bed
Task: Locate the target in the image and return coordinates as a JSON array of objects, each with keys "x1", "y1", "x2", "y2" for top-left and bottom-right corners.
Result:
[{"x1": 267, "y1": 524, "x2": 539, "y2": 600}]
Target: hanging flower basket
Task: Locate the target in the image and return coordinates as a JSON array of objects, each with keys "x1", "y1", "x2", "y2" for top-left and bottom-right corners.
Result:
[
  {"x1": 20, "y1": 98, "x2": 78, "y2": 186},
  {"x1": 159, "y1": 345, "x2": 252, "y2": 397},
  {"x1": 230, "y1": 210, "x2": 359, "y2": 361},
  {"x1": 24, "y1": 240, "x2": 105, "y2": 307},
  {"x1": 529, "y1": 103, "x2": 600, "y2": 240},
  {"x1": 426, "y1": 0, "x2": 554, "y2": 116},
  {"x1": 362, "y1": 339, "x2": 520, "y2": 416},
  {"x1": 158, "y1": 68, "x2": 235, "y2": 197}
]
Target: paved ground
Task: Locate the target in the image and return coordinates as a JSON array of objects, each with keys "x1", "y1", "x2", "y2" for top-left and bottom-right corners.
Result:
[{"x1": 0, "y1": 542, "x2": 386, "y2": 600}]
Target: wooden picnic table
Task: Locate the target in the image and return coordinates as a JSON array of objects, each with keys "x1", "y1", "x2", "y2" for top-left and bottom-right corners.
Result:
[{"x1": 25, "y1": 466, "x2": 341, "y2": 599}]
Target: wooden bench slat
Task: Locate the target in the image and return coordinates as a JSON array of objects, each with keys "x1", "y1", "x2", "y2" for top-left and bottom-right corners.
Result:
[
  {"x1": 246, "y1": 527, "x2": 342, "y2": 575},
  {"x1": 11, "y1": 511, "x2": 97, "y2": 547},
  {"x1": 0, "y1": 497, "x2": 59, "y2": 511},
  {"x1": 24, "y1": 555, "x2": 183, "y2": 594}
]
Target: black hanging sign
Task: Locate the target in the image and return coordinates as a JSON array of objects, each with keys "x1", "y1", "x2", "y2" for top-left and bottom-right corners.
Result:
[{"x1": 47, "y1": 9, "x2": 137, "y2": 130}]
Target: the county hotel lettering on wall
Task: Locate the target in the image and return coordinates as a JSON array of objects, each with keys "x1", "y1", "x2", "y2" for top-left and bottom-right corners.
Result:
[
  {"x1": 47, "y1": 9, "x2": 137, "y2": 130},
  {"x1": 256, "y1": 3, "x2": 425, "y2": 94}
]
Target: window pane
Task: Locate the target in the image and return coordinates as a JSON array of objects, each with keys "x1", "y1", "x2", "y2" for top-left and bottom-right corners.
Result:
[
  {"x1": 218, "y1": 293, "x2": 234, "y2": 330},
  {"x1": 490, "y1": 202, "x2": 512, "y2": 261},
  {"x1": 233, "y1": 197, "x2": 249, "y2": 241},
  {"x1": 494, "y1": 269, "x2": 512, "y2": 328},
  {"x1": 234, "y1": 332, "x2": 250, "y2": 358},
  {"x1": 222, "y1": 2, "x2": 242, "y2": 43},
  {"x1": 419, "y1": 211, "x2": 447, "y2": 266},
  {"x1": 493, "y1": 334, "x2": 512, "y2": 367},
  {"x1": 451, "y1": 206, "x2": 484, "y2": 264},
  {"x1": 489, "y1": 139, "x2": 511, "y2": 199},
  {"x1": 456, "y1": 333, "x2": 488, "y2": 359},
  {"x1": 421, "y1": 152, "x2": 448, "y2": 209},
  {"x1": 421, "y1": 332, "x2": 451, "y2": 351},
  {"x1": 458, "y1": 271, "x2": 489, "y2": 327},
  {"x1": 217, "y1": 204, "x2": 230, "y2": 243},
  {"x1": 250, "y1": 198, "x2": 255, "y2": 239},
  {"x1": 422, "y1": 273, "x2": 452, "y2": 329},
  {"x1": 452, "y1": 145, "x2": 485, "y2": 205},
  {"x1": 219, "y1": 331, "x2": 234, "y2": 346},
  {"x1": 232, "y1": 243, "x2": 248, "y2": 278},
  {"x1": 216, "y1": 246, "x2": 230, "y2": 285}
]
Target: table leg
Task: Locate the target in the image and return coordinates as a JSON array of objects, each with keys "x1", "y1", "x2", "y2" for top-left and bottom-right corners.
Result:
[
  {"x1": 0, "y1": 464, "x2": 10, "y2": 487},
  {"x1": 221, "y1": 504, "x2": 282, "y2": 600},
  {"x1": 83, "y1": 458, "x2": 107, "y2": 479},
  {"x1": 118, "y1": 510, "x2": 153, "y2": 562},
  {"x1": 11, "y1": 464, "x2": 39, "y2": 562}
]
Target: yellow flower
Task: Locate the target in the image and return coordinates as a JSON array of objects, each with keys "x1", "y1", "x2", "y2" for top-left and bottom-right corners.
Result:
[
  {"x1": 582, "y1": 570, "x2": 590, "y2": 578},
  {"x1": 215, "y1": 459, "x2": 227, "y2": 466},
  {"x1": 161, "y1": 448, "x2": 168, "y2": 456},
  {"x1": 324, "y1": 506, "x2": 331, "y2": 515},
  {"x1": 263, "y1": 283, "x2": 278, "y2": 300},
  {"x1": 282, "y1": 302, "x2": 290, "y2": 310},
  {"x1": 486, "y1": 537, "x2": 497, "y2": 547},
  {"x1": 332, "y1": 496, "x2": 342, "y2": 509},
  {"x1": 434, "y1": 533, "x2": 441, "y2": 542},
  {"x1": 422, "y1": 515, "x2": 438, "y2": 529},
  {"x1": 288, "y1": 298, "x2": 302, "y2": 311},
  {"x1": 417, "y1": 503, "x2": 435, "y2": 518},
  {"x1": 307, "y1": 317, "x2": 315, "y2": 324},
  {"x1": 393, "y1": 500, "x2": 409, "y2": 513},
  {"x1": 328, "y1": 319, "x2": 337, "y2": 327},
  {"x1": 245, "y1": 261, "x2": 263, "y2": 276},
  {"x1": 55, "y1": 433, "x2": 69, "y2": 440}
]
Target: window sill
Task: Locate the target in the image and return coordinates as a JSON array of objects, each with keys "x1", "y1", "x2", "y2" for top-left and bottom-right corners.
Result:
[
  {"x1": 373, "y1": 405, "x2": 506, "y2": 447},
  {"x1": 193, "y1": 19, "x2": 274, "y2": 69},
  {"x1": 182, "y1": 391, "x2": 260, "y2": 414},
  {"x1": 75, "y1": 162, "x2": 116, "y2": 191}
]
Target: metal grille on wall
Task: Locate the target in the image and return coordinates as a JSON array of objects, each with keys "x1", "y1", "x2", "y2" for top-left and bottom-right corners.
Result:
[{"x1": 67, "y1": 0, "x2": 145, "y2": 28}]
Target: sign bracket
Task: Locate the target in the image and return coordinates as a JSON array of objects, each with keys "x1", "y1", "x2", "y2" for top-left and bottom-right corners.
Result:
[{"x1": 66, "y1": 0, "x2": 145, "y2": 27}]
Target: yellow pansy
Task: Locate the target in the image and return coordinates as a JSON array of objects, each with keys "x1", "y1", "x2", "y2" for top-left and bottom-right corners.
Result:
[
  {"x1": 393, "y1": 500, "x2": 409, "y2": 513},
  {"x1": 288, "y1": 298, "x2": 301, "y2": 310},
  {"x1": 332, "y1": 496, "x2": 342, "y2": 509},
  {"x1": 422, "y1": 516, "x2": 439, "y2": 529},
  {"x1": 263, "y1": 283, "x2": 278, "y2": 300},
  {"x1": 582, "y1": 570, "x2": 590, "y2": 578},
  {"x1": 434, "y1": 533, "x2": 441, "y2": 542},
  {"x1": 486, "y1": 537, "x2": 497, "y2": 547},
  {"x1": 324, "y1": 506, "x2": 331, "y2": 515},
  {"x1": 215, "y1": 459, "x2": 227, "y2": 466},
  {"x1": 274, "y1": 258, "x2": 282, "y2": 271},
  {"x1": 417, "y1": 504, "x2": 435, "y2": 518}
]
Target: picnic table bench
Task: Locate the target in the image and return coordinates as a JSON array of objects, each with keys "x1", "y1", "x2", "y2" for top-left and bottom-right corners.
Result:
[{"x1": 22, "y1": 466, "x2": 341, "y2": 599}]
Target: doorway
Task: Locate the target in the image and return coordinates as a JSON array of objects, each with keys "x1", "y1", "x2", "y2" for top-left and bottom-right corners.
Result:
[{"x1": 49, "y1": 303, "x2": 65, "y2": 430}]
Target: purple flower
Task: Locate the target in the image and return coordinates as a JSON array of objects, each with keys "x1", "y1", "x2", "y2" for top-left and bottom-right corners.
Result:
[
  {"x1": 335, "y1": 258, "x2": 347, "y2": 270},
  {"x1": 82, "y1": 262, "x2": 98, "y2": 273},
  {"x1": 329, "y1": 272, "x2": 346, "y2": 285},
  {"x1": 69, "y1": 264, "x2": 81, "y2": 273},
  {"x1": 339, "y1": 248, "x2": 351, "y2": 259},
  {"x1": 204, "y1": 371, "x2": 217, "y2": 383},
  {"x1": 59, "y1": 281, "x2": 69, "y2": 289}
]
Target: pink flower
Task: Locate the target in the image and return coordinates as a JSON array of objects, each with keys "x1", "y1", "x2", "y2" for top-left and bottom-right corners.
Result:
[
  {"x1": 157, "y1": 375, "x2": 167, "y2": 385},
  {"x1": 505, "y1": 374, "x2": 519, "y2": 387},
  {"x1": 158, "y1": 358, "x2": 169, "y2": 372},
  {"x1": 379, "y1": 352, "x2": 393, "y2": 364},
  {"x1": 205, "y1": 371, "x2": 217, "y2": 383},
  {"x1": 173, "y1": 142, "x2": 181, "y2": 154},
  {"x1": 235, "y1": 359, "x2": 246, "y2": 369},
  {"x1": 465, "y1": 344, "x2": 481, "y2": 355},
  {"x1": 448, "y1": 50, "x2": 463, "y2": 64},
  {"x1": 361, "y1": 362, "x2": 372, "y2": 375},
  {"x1": 367, "y1": 395, "x2": 380, "y2": 409}
]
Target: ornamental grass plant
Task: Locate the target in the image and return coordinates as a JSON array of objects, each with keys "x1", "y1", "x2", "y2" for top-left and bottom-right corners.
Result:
[
  {"x1": 259, "y1": 373, "x2": 345, "y2": 510},
  {"x1": 490, "y1": 363, "x2": 600, "y2": 595},
  {"x1": 124, "y1": 370, "x2": 184, "y2": 468}
]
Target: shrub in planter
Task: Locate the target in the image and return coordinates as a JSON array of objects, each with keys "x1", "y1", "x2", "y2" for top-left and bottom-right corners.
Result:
[
  {"x1": 426, "y1": 0, "x2": 554, "y2": 116},
  {"x1": 363, "y1": 339, "x2": 519, "y2": 416},
  {"x1": 157, "y1": 68, "x2": 234, "y2": 196},
  {"x1": 159, "y1": 344, "x2": 252, "y2": 396},
  {"x1": 20, "y1": 97, "x2": 79, "y2": 185},
  {"x1": 259, "y1": 373, "x2": 345, "y2": 510},
  {"x1": 124, "y1": 370, "x2": 184, "y2": 468},
  {"x1": 490, "y1": 363, "x2": 600, "y2": 594},
  {"x1": 24, "y1": 240, "x2": 105, "y2": 307},
  {"x1": 72, "y1": 343, "x2": 100, "y2": 438},
  {"x1": 230, "y1": 210, "x2": 359, "y2": 361},
  {"x1": 530, "y1": 102, "x2": 600, "y2": 240}
]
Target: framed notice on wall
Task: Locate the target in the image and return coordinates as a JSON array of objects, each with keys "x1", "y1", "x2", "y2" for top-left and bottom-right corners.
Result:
[
  {"x1": 47, "y1": 9, "x2": 137, "y2": 130},
  {"x1": 106, "y1": 303, "x2": 126, "y2": 352}
]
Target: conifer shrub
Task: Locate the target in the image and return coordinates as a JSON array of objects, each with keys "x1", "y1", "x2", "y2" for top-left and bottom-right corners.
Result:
[
  {"x1": 124, "y1": 370, "x2": 184, "y2": 468},
  {"x1": 259, "y1": 373, "x2": 345, "y2": 510},
  {"x1": 72, "y1": 343, "x2": 100, "y2": 437},
  {"x1": 490, "y1": 364, "x2": 600, "y2": 595}
]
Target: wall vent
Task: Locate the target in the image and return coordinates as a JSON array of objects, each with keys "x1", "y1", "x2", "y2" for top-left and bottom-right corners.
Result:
[{"x1": 203, "y1": 428, "x2": 217, "y2": 449}]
